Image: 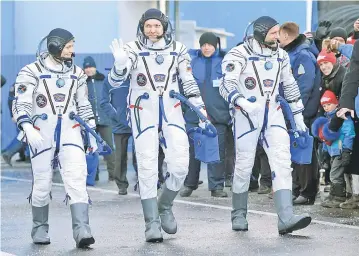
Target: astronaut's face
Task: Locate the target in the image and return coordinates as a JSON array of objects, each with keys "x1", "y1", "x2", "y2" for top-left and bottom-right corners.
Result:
[
  {"x1": 144, "y1": 19, "x2": 164, "y2": 42},
  {"x1": 319, "y1": 61, "x2": 334, "y2": 76},
  {"x1": 61, "y1": 40, "x2": 74, "y2": 59},
  {"x1": 264, "y1": 25, "x2": 280, "y2": 46},
  {"x1": 201, "y1": 43, "x2": 216, "y2": 57}
]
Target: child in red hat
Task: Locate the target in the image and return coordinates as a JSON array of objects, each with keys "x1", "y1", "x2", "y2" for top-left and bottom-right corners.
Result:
[{"x1": 311, "y1": 90, "x2": 355, "y2": 208}]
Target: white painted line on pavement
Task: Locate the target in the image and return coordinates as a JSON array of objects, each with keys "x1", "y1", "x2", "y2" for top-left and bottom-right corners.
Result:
[
  {"x1": 0, "y1": 251, "x2": 17, "y2": 256},
  {"x1": 2, "y1": 176, "x2": 359, "y2": 231}
]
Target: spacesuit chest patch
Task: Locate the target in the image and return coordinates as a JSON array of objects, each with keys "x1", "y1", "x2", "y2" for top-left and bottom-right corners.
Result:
[
  {"x1": 137, "y1": 73, "x2": 147, "y2": 86},
  {"x1": 53, "y1": 93, "x2": 66, "y2": 102},
  {"x1": 36, "y1": 94, "x2": 47, "y2": 108},
  {"x1": 154, "y1": 74, "x2": 166, "y2": 82},
  {"x1": 244, "y1": 77, "x2": 256, "y2": 90},
  {"x1": 263, "y1": 79, "x2": 274, "y2": 87},
  {"x1": 172, "y1": 74, "x2": 177, "y2": 83}
]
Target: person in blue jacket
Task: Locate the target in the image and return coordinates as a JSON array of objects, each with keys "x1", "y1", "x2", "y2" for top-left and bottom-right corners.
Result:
[
  {"x1": 180, "y1": 32, "x2": 234, "y2": 198},
  {"x1": 100, "y1": 77, "x2": 132, "y2": 194},
  {"x1": 279, "y1": 22, "x2": 322, "y2": 205},
  {"x1": 84, "y1": 56, "x2": 116, "y2": 181},
  {"x1": 312, "y1": 90, "x2": 355, "y2": 208}
]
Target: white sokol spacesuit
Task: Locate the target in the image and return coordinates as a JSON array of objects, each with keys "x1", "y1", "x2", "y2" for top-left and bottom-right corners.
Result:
[
  {"x1": 12, "y1": 28, "x2": 95, "y2": 248},
  {"x1": 220, "y1": 16, "x2": 311, "y2": 234},
  {"x1": 109, "y1": 9, "x2": 205, "y2": 242}
]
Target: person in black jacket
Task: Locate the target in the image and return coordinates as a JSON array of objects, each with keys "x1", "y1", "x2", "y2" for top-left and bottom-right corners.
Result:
[
  {"x1": 317, "y1": 50, "x2": 347, "y2": 117},
  {"x1": 329, "y1": 39, "x2": 359, "y2": 209}
]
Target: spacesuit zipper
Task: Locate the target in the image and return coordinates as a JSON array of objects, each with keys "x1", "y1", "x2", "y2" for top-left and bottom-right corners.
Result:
[
  {"x1": 260, "y1": 94, "x2": 270, "y2": 148},
  {"x1": 52, "y1": 108, "x2": 63, "y2": 169}
]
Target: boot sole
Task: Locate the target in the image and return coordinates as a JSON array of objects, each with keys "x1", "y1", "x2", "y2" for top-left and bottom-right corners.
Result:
[
  {"x1": 146, "y1": 237, "x2": 163, "y2": 243},
  {"x1": 232, "y1": 227, "x2": 248, "y2": 231},
  {"x1": 77, "y1": 237, "x2": 95, "y2": 248},
  {"x1": 34, "y1": 241, "x2": 51, "y2": 245},
  {"x1": 162, "y1": 227, "x2": 177, "y2": 234},
  {"x1": 279, "y1": 216, "x2": 312, "y2": 235}
]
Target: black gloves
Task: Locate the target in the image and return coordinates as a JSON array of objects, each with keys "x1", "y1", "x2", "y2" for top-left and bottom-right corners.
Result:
[
  {"x1": 315, "y1": 21, "x2": 332, "y2": 40},
  {"x1": 328, "y1": 114, "x2": 344, "y2": 132}
]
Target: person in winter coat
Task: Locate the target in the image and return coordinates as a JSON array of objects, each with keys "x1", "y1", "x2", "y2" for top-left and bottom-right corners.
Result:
[
  {"x1": 312, "y1": 90, "x2": 355, "y2": 208},
  {"x1": 317, "y1": 50, "x2": 347, "y2": 116},
  {"x1": 279, "y1": 22, "x2": 321, "y2": 204},
  {"x1": 180, "y1": 32, "x2": 234, "y2": 198},
  {"x1": 83, "y1": 56, "x2": 116, "y2": 181}
]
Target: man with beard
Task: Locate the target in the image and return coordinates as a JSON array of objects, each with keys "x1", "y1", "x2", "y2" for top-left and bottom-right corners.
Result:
[{"x1": 220, "y1": 16, "x2": 311, "y2": 234}]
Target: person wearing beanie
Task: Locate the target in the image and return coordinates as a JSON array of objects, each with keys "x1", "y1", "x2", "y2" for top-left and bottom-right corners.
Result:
[
  {"x1": 329, "y1": 27, "x2": 348, "y2": 44},
  {"x1": 317, "y1": 50, "x2": 337, "y2": 75},
  {"x1": 311, "y1": 90, "x2": 355, "y2": 208},
  {"x1": 180, "y1": 31, "x2": 234, "y2": 199},
  {"x1": 83, "y1": 56, "x2": 115, "y2": 184},
  {"x1": 322, "y1": 27, "x2": 351, "y2": 68},
  {"x1": 279, "y1": 21, "x2": 321, "y2": 205},
  {"x1": 12, "y1": 28, "x2": 96, "y2": 248},
  {"x1": 221, "y1": 15, "x2": 312, "y2": 235},
  {"x1": 316, "y1": 49, "x2": 347, "y2": 117}
]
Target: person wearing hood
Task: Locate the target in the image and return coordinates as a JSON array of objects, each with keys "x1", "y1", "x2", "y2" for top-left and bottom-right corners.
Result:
[
  {"x1": 12, "y1": 28, "x2": 96, "y2": 248},
  {"x1": 108, "y1": 8, "x2": 206, "y2": 243},
  {"x1": 279, "y1": 22, "x2": 321, "y2": 205},
  {"x1": 220, "y1": 16, "x2": 311, "y2": 234},
  {"x1": 83, "y1": 56, "x2": 116, "y2": 182},
  {"x1": 180, "y1": 32, "x2": 234, "y2": 198}
]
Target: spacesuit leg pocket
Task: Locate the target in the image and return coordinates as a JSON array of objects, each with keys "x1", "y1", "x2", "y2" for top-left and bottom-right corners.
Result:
[
  {"x1": 162, "y1": 117, "x2": 189, "y2": 192},
  {"x1": 264, "y1": 114, "x2": 292, "y2": 192},
  {"x1": 134, "y1": 127, "x2": 159, "y2": 200},
  {"x1": 59, "y1": 135, "x2": 88, "y2": 205},
  {"x1": 30, "y1": 144, "x2": 54, "y2": 207}
]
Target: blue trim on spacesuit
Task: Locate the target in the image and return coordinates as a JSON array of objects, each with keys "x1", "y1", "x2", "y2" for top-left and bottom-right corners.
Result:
[
  {"x1": 159, "y1": 96, "x2": 168, "y2": 123},
  {"x1": 52, "y1": 114, "x2": 62, "y2": 169},
  {"x1": 136, "y1": 126, "x2": 155, "y2": 139},
  {"x1": 237, "y1": 128, "x2": 257, "y2": 140},
  {"x1": 39, "y1": 75, "x2": 51, "y2": 79},
  {"x1": 270, "y1": 124, "x2": 287, "y2": 132},
  {"x1": 31, "y1": 147, "x2": 52, "y2": 159},
  {"x1": 168, "y1": 124, "x2": 186, "y2": 133},
  {"x1": 63, "y1": 143, "x2": 84, "y2": 152}
]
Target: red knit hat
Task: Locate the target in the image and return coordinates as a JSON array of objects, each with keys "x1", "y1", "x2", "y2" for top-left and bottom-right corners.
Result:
[
  {"x1": 317, "y1": 50, "x2": 337, "y2": 65},
  {"x1": 320, "y1": 90, "x2": 338, "y2": 106}
]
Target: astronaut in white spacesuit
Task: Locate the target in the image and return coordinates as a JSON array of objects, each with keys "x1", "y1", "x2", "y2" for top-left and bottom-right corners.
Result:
[
  {"x1": 109, "y1": 8, "x2": 206, "y2": 242},
  {"x1": 12, "y1": 28, "x2": 96, "y2": 248},
  {"x1": 220, "y1": 16, "x2": 312, "y2": 234}
]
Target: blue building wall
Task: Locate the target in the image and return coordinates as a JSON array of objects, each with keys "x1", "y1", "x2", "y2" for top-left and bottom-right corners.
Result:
[{"x1": 176, "y1": 1, "x2": 307, "y2": 48}]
